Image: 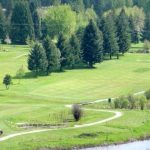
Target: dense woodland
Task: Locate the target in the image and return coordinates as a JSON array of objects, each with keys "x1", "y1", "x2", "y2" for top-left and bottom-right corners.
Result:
[{"x1": 0, "y1": 0, "x2": 149, "y2": 74}]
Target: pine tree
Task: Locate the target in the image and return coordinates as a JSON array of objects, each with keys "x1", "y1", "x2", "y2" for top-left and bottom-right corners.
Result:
[
  {"x1": 30, "y1": 1, "x2": 41, "y2": 39},
  {"x1": 102, "y1": 14, "x2": 119, "y2": 59},
  {"x1": 57, "y1": 34, "x2": 69, "y2": 71},
  {"x1": 82, "y1": 20, "x2": 103, "y2": 68},
  {"x1": 10, "y1": 1, "x2": 34, "y2": 44},
  {"x1": 129, "y1": 15, "x2": 140, "y2": 43},
  {"x1": 6, "y1": 0, "x2": 14, "y2": 18},
  {"x1": 143, "y1": 12, "x2": 150, "y2": 41},
  {"x1": 68, "y1": 34, "x2": 81, "y2": 69},
  {"x1": 0, "y1": 4, "x2": 6, "y2": 43},
  {"x1": 28, "y1": 42, "x2": 48, "y2": 75},
  {"x1": 117, "y1": 9, "x2": 131, "y2": 54},
  {"x1": 43, "y1": 36, "x2": 61, "y2": 74}
]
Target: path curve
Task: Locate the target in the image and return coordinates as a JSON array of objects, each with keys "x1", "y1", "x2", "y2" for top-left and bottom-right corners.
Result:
[{"x1": 0, "y1": 91, "x2": 145, "y2": 142}]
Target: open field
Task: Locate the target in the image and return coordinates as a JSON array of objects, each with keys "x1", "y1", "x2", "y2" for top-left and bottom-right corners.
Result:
[{"x1": 0, "y1": 44, "x2": 150, "y2": 149}]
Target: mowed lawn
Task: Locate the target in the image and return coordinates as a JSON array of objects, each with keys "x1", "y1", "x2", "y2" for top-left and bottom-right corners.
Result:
[{"x1": 0, "y1": 44, "x2": 150, "y2": 149}]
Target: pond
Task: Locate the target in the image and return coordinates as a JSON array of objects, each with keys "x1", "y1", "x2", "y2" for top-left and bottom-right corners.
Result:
[{"x1": 81, "y1": 140, "x2": 150, "y2": 150}]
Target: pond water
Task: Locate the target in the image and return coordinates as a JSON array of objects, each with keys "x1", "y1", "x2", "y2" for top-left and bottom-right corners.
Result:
[{"x1": 82, "y1": 140, "x2": 150, "y2": 150}]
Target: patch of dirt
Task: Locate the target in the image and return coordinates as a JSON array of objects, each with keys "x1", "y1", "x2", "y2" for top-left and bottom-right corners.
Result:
[
  {"x1": 16, "y1": 123, "x2": 67, "y2": 129},
  {"x1": 77, "y1": 132, "x2": 101, "y2": 138}
]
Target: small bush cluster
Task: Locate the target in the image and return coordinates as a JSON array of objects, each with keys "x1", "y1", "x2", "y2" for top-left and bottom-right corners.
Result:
[
  {"x1": 114, "y1": 94, "x2": 147, "y2": 110},
  {"x1": 145, "y1": 89, "x2": 150, "y2": 100}
]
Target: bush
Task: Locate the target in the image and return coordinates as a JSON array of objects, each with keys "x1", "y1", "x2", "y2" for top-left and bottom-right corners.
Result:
[
  {"x1": 121, "y1": 99, "x2": 129, "y2": 109},
  {"x1": 114, "y1": 98, "x2": 122, "y2": 109},
  {"x1": 144, "y1": 40, "x2": 150, "y2": 52},
  {"x1": 127, "y1": 94, "x2": 137, "y2": 109},
  {"x1": 114, "y1": 96, "x2": 129, "y2": 109},
  {"x1": 72, "y1": 104, "x2": 82, "y2": 121},
  {"x1": 3, "y1": 74, "x2": 12, "y2": 89},
  {"x1": 138, "y1": 95, "x2": 147, "y2": 110},
  {"x1": 145, "y1": 89, "x2": 150, "y2": 100}
]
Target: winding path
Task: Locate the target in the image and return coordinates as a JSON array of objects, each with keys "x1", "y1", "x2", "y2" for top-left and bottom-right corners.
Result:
[{"x1": 0, "y1": 91, "x2": 145, "y2": 142}]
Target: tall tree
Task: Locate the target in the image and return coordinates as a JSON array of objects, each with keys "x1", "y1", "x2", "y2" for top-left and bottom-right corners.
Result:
[
  {"x1": 30, "y1": 1, "x2": 41, "y2": 39},
  {"x1": 43, "y1": 36, "x2": 61, "y2": 74},
  {"x1": 0, "y1": 4, "x2": 6, "y2": 43},
  {"x1": 10, "y1": 1, "x2": 34, "y2": 44},
  {"x1": 68, "y1": 34, "x2": 81, "y2": 68},
  {"x1": 143, "y1": 12, "x2": 150, "y2": 41},
  {"x1": 57, "y1": 34, "x2": 69, "y2": 71},
  {"x1": 129, "y1": 15, "x2": 140, "y2": 43},
  {"x1": 117, "y1": 9, "x2": 131, "y2": 54},
  {"x1": 82, "y1": 20, "x2": 103, "y2": 68},
  {"x1": 28, "y1": 42, "x2": 48, "y2": 74},
  {"x1": 45, "y1": 5, "x2": 76, "y2": 38},
  {"x1": 101, "y1": 14, "x2": 119, "y2": 59}
]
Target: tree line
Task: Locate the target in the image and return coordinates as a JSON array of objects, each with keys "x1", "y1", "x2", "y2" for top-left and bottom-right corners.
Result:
[
  {"x1": 0, "y1": 0, "x2": 149, "y2": 45},
  {"x1": 28, "y1": 8, "x2": 131, "y2": 76}
]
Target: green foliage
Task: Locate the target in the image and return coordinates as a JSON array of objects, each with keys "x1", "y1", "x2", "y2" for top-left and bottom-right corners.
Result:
[
  {"x1": 45, "y1": 5, "x2": 76, "y2": 37},
  {"x1": 102, "y1": 13, "x2": 119, "y2": 59},
  {"x1": 117, "y1": 9, "x2": 131, "y2": 53},
  {"x1": 143, "y1": 40, "x2": 150, "y2": 52},
  {"x1": 3, "y1": 74, "x2": 12, "y2": 89},
  {"x1": 143, "y1": 12, "x2": 150, "y2": 41},
  {"x1": 56, "y1": 34, "x2": 69, "y2": 71},
  {"x1": 30, "y1": 1, "x2": 41, "y2": 39},
  {"x1": 28, "y1": 42, "x2": 48, "y2": 74},
  {"x1": 0, "y1": 4, "x2": 7, "y2": 43},
  {"x1": 138, "y1": 95, "x2": 146, "y2": 110},
  {"x1": 67, "y1": 34, "x2": 81, "y2": 69},
  {"x1": 82, "y1": 20, "x2": 103, "y2": 68},
  {"x1": 10, "y1": 1, "x2": 34, "y2": 44},
  {"x1": 145, "y1": 89, "x2": 150, "y2": 100},
  {"x1": 43, "y1": 36, "x2": 61, "y2": 74},
  {"x1": 114, "y1": 96, "x2": 129, "y2": 109}
]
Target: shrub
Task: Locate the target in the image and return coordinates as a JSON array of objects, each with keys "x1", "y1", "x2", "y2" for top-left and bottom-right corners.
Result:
[
  {"x1": 144, "y1": 40, "x2": 150, "y2": 53},
  {"x1": 3, "y1": 74, "x2": 12, "y2": 89},
  {"x1": 145, "y1": 89, "x2": 150, "y2": 100},
  {"x1": 72, "y1": 104, "x2": 82, "y2": 121},
  {"x1": 114, "y1": 98, "x2": 122, "y2": 109},
  {"x1": 114, "y1": 96, "x2": 129, "y2": 109},
  {"x1": 138, "y1": 95, "x2": 147, "y2": 110},
  {"x1": 127, "y1": 94, "x2": 137, "y2": 109},
  {"x1": 121, "y1": 99, "x2": 129, "y2": 109}
]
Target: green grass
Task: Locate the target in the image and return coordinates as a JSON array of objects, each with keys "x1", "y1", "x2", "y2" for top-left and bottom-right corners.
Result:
[
  {"x1": 0, "y1": 43, "x2": 150, "y2": 149},
  {"x1": 129, "y1": 42, "x2": 144, "y2": 53}
]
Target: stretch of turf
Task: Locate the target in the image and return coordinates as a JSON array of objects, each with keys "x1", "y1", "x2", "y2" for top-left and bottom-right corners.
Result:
[{"x1": 0, "y1": 44, "x2": 150, "y2": 149}]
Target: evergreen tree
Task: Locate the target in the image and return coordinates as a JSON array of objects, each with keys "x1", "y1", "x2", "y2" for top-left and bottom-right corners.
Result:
[
  {"x1": 10, "y1": 1, "x2": 34, "y2": 44},
  {"x1": 6, "y1": 0, "x2": 14, "y2": 18},
  {"x1": 101, "y1": 14, "x2": 119, "y2": 59},
  {"x1": 57, "y1": 34, "x2": 69, "y2": 71},
  {"x1": 68, "y1": 34, "x2": 81, "y2": 68},
  {"x1": 129, "y1": 15, "x2": 140, "y2": 43},
  {"x1": 117, "y1": 9, "x2": 131, "y2": 54},
  {"x1": 82, "y1": 20, "x2": 103, "y2": 68},
  {"x1": 143, "y1": 12, "x2": 150, "y2": 41},
  {"x1": 0, "y1": 4, "x2": 6, "y2": 43},
  {"x1": 43, "y1": 36, "x2": 61, "y2": 74},
  {"x1": 28, "y1": 42, "x2": 48, "y2": 75},
  {"x1": 30, "y1": 1, "x2": 41, "y2": 39}
]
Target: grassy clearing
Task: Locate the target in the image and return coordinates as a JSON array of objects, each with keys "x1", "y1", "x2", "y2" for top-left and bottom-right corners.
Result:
[
  {"x1": 0, "y1": 44, "x2": 150, "y2": 149},
  {"x1": 129, "y1": 42, "x2": 144, "y2": 53}
]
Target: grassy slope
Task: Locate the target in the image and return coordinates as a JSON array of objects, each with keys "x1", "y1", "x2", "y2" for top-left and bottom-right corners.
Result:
[{"x1": 0, "y1": 44, "x2": 150, "y2": 149}]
